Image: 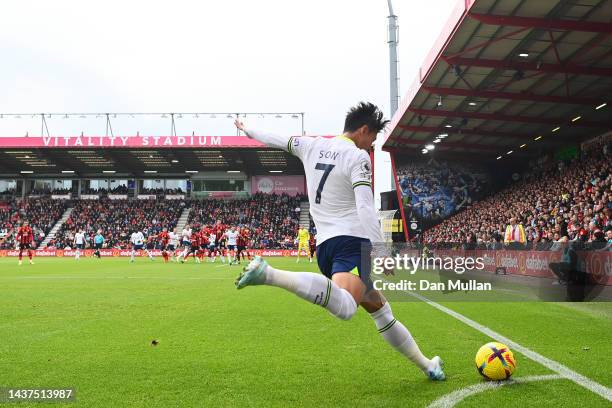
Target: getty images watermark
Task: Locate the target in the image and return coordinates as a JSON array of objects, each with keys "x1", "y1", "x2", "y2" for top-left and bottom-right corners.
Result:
[
  {"x1": 371, "y1": 251, "x2": 490, "y2": 292},
  {"x1": 362, "y1": 243, "x2": 611, "y2": 302}
]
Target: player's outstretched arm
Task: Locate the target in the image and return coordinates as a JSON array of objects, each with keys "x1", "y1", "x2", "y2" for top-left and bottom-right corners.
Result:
[
  {"x1": 234, "y1": 119, "x2": 292, "y2": 151},
  {"x1": 349, "y1": 150, "x2": 384, "y2": 244},
  {"x1": 354, "y1": 185, "x2": 384, "y2": 244}
]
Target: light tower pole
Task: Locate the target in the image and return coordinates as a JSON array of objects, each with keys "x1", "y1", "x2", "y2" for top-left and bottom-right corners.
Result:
[
  {"x1": 387, "y1": 0, "x2": 399, "y2": 116},
  {"x1": 374, "y1": 0, "x2": 401, "y2": 213}
]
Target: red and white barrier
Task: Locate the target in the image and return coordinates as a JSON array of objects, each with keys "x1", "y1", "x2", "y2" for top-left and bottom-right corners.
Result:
[{"x1": 431, "y1": 249, "x2": 612, "y2": 286}]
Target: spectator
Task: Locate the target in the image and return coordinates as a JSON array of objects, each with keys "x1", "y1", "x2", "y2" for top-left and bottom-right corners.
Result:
[
  {"x1": 54, "y1": 199, "x2": 184, "y2": 249},
  {"x1": 397, "y1": 158, "x2": 489, "y2": 227},
  {"x1": 0, "y1": 198, "x2": 68, "y2": 249},
  {"x1": 423, "y1": 145, "x2": 610, "y2": 249},
  {"x1": 504, "y1": 217, "x2": 526, "y2": 248}
]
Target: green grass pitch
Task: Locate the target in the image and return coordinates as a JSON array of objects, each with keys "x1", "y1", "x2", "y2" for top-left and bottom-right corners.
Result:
[{"x1": 0, "y1": 256, "x2": 610, "y2": 407}]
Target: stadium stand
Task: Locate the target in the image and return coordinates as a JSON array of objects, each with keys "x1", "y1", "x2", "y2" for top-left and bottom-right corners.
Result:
[
  {"x1": 139, "y1": 187, "x2": 184, "y2": 195},
  {"x1": 42, "y1": 193, "x2": 305, "y2": 250},
  {"x1": 397, "y1": 159, "x2": 489, "y2": 224},
  {"x1": 30, "y1": 188, "x2": 72, "y2": 196},
  {"x1": 423, "y1": 145, "x2": 611, "y2": 248},
  {"x1": 51, "y1": 199, "x2": 186, "y2": 249},
  {"x1": 0, "y1": 188, "x2": 17, "y2": 200},
  {"x1": 0, "y1": 198, "x2": 69, "y2": 249},
  {"x1": 188, "y1": 193, "x2": 305, "y2": 249},
  {"x1": 81, "y1": 186, "x2": 129, "y2": 195}
]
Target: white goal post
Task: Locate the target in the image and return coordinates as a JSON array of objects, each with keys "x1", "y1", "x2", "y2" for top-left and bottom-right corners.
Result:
[{"x1": 376, "y1": 209, "x2": 398, "y2": 243}]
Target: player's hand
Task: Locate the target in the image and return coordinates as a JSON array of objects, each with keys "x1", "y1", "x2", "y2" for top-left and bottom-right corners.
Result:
[{"x1": 234, "y1": 119, "x2": 246, "y2": 132}]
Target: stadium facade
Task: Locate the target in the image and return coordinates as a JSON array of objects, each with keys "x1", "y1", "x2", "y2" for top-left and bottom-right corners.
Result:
[
  {"x1": 0, "y1": 133, "x2": 314, "y2": 257},
  {"x1": 381, "y1": 0, "x2": 611, "y2": 240},
  {"x1": 1, "y1": 0, "x2": 610, "y2": 282},
  {"x1": 380, "y1": 0, "x2": 611, "y2": 285}
]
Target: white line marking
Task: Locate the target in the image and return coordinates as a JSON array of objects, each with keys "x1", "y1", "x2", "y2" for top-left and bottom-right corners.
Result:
[
  {"x1": 408, "y1": 291, "x2": 612, "y2": 402},
  {"x1": 427, "y1": 374, "x2": 563, "y2": 408}
]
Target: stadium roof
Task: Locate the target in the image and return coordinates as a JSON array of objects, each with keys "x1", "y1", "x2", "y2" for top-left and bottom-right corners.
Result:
[
  {"x1": 382, "y1": 0, "x2": 612, "y2": 161},
  {"x1": 0, "y1": 136, "x2": 304, "y2": 177}
]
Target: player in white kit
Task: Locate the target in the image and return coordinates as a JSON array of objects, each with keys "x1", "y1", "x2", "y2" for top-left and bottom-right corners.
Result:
[
  {"x1": 208, "y1": 232, "x2": 217, "y2": 262},
  {"x1": 74, "y1": 229, "x2": 86, "y2": 260},
  {"x1": 168, "y1": 228, "x2": 180, "y2": 262},
  {"x1": 225, "y1": 227, "x2": 239, "y2": 265},
  {"x1": 181, "y1": 225, "x2": 192, "y2": 250},
  {"x1": 233, "y1": 103, "x2": 444, "y2": 380},
  {"x1": 130, "y1": 230, "x2": 153, "y2": 262}
]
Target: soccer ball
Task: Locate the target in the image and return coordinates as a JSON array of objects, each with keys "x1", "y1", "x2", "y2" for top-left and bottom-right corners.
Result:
[{"x1": 475, "y1": 342, "x2": 516, "y2": 380}]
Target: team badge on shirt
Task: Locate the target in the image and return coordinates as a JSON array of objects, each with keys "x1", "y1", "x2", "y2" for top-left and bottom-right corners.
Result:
[{"x1": 359, "y1": 160, "x2": 372, "y2": 180}]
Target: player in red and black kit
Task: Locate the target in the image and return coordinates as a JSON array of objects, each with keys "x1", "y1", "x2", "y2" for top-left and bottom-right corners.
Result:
[
  {"x1": 158, "y1": 227, "x2": 170, "y2": 263},
  {"x1": 198, "y1": 227, "x2": 210, "y2": 262},
  {"x1": 213, "y1": 221, "x2": 227, "y2": 263},
  {"x1": 243, "y1": 227, "x2": 253, "y2": 261},
  {"x1": 236, "y1": 227, "x2": 252, "y2": 264},
  {"x1": 213, "y1": 221, "x2": 225, "y2": 245},
  {"x1": 179, "y1": 230, "x2": 202, "y2": 264},
  {"x1": 235, "y1": 230, "x2": 245, "y2": 265},
  {"x1": 16, "y1": 221, "x2": 35, "y2": 265},
  {"x1": 145, "y1": 234, "x2": 157, "y2": 261},
  {"x1": 308, "y1": 232, "x2": 316, "y2": 263}
]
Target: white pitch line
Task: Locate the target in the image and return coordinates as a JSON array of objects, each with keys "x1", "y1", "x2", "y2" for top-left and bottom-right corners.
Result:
[
  {"x1": 407, "y1": 291, "x2": 612, "y2": 402},
  {"x1": 427, "y1": 374, "x2": 563, "y2": 408}
]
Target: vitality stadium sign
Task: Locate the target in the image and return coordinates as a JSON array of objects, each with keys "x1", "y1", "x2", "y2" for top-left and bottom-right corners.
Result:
[{"x1": 0, "y1": 135, "x2": 267, "y2": 148}]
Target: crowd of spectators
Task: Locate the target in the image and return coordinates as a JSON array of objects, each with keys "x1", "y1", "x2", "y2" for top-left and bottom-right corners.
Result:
[
  {"x1": 30, "y1": 188, "x2": 72, "y2": 196},
  {"x1": 78, "y1": 186, "x2": 184, "y2": 196},
  {"x1": 398, "y1": 159, "x2": 489, "y2": 224},
  {"x1": 50, "y1": 199, "x2": 185, "y2": 249},
  {"x1": 0, "y1": 188, "x2": 17, "y2": 199},
  {"x1": 1, "y1": 193, "x2": 308, "y2": 250},
  {"x1": 422, "y1": 141, "x2": 611, "y2": 249},
  {"x1": 139, "y1": 187, "x2": 184, "y2": 195},
  {"x1": 81, "y1": 185, "x2": 129, "y2": 195},
  {"x1": 189, "y1": 193, "x2": 305, "y2": 249},
  {"x1": 109, "y1": 185, "x2": 129, "y2": 194},
  {"x1": 0, "y1": 198, "x2": 69, "y2": 249}
]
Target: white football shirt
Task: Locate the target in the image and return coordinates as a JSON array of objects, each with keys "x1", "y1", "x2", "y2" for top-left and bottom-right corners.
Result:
[
  {"x1": 181, "y1": 228, "x2": 192, "y2": 241},
  {"x1": 246, "y1": 129, "x2": 384, "y2": 245},
  {"x1": 74, "y1": 232, "x2": 85, "y2": 245},
  {"x1": 131, "y1": 232, "x2": 144, "y2": 245},
  {"x1": 246, "y1": 129, "x2": 381, "y2": 245},
  {"x1": 288, "y1": 136, "x2": 374, "y2": 244},
  {"x1": 169, "y1": 232, "x2": 179, "y2": 246},
  {"x1": 226, "y1": 230, "x2": 238, "y2": 246}
]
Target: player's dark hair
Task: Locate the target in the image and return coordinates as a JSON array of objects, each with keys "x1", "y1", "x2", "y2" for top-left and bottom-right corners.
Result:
[{"x1": 343, "y1": 102, "x2": 389, "y2": 134}]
